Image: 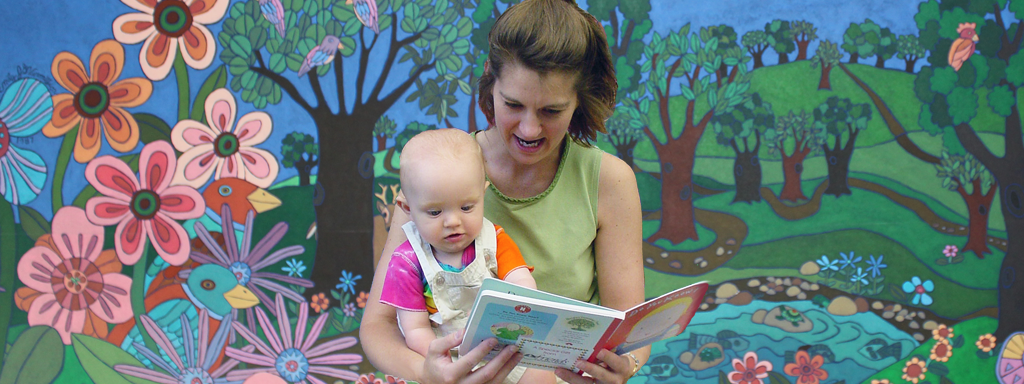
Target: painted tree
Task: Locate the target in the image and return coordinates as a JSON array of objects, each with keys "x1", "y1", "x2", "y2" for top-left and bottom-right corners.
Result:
[
  {"x1": 605, "y1": 106, "x2": 645, "y2": 170},
  {"x1": 700, "y1": 25, "x2": 743, "y2": 83},
  {"x1": 711, "y1": 93, "x2": 774, "y2": 203},
  {"x1": 373, "y1": 114, "x2": 397, "y2": 151},
  {"x1": 458, "y1": 0, "x2": 520, "y2": 132},
  {"x1": 281, "y1": 132, "x2": 319, "y2": 186},
  {"x1": 810, "y1": 40, "x2": 843, "y2": 90},
  {"x1": 638, "y1": 24, "x2": 751, "y2": 242},
  {"x1": 874, "y1": 26, "x2": 898, "y2": 68},
  {"x1": 765, "y1": 20, "x2": 796, "y2": 64},
  {"x1": 589, "y1": 0, "x2": 653, "y2": 98},
  {"x1": 384, "y1": 121, "x2": 436, "y2": 174},
  {"x1": 217, "y1": 0, "x2": 478, "y2": 295},
  {"x1": 896, "y1": 34, "x2": 926, "y2": 73},
  {"x1": 936, "y1": 151, "x2": 995, "y2": 258},
  {"x1": 791, "y1": 20, "x2": 819, "y2": 61},
  {"x1": 842, "y1": 19, "x2": 882, "y2": 63},
  {"x1": 910, "y1": 0, "x2": 1024, "y2": 340},
  {"x1": 764, "y1": 110, "x2": 824, "y2": 202},
  {"x1": 813, "y1": 96, "x2": 871, "y2": 197},
  {"x1": 742, "y1": 30, "x2": 770, "y2": 69}
]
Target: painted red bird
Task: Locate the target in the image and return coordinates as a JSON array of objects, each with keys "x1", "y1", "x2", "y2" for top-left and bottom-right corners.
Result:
[{"x1": 948, "y1": 22, "x2": 979, "y2": 71}]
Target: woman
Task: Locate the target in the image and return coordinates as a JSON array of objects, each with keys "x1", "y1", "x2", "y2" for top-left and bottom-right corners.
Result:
[{"x1": 360, "y1": 1, "x2": 647, "y2": 383}]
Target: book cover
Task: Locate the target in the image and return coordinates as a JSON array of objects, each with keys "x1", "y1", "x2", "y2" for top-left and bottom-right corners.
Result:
[{"x1": 458, "y1": 278, "x2": 708, "y2": 371}]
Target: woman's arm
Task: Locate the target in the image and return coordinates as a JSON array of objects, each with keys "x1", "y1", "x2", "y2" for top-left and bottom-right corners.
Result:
[
  {"x1": 361, "y1": 193, "x2": 522, "y2": 383},
  {"x1": 558, "y1": 153, "x2": 648, "y2": 384}
]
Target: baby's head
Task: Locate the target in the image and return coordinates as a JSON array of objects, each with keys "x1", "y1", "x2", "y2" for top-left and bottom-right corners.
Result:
[{"x1": 398, "y1": 129, "x2": 487, "y2": 255}]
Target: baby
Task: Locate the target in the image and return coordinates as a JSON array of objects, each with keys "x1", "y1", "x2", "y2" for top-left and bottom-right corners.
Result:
[{"x1": 379, "y1": 129, "x2": 552, "y2": 384}]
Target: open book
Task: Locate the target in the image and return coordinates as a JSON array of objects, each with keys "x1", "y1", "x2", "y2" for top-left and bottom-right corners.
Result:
[{"x1": 458, "y1": 278, "x2": 708, "y2": 371}]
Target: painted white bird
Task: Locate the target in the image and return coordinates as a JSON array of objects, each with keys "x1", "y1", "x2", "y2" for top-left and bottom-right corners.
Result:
[{"x1": 297, "y1": 35, "x2": 343, "y2": 77}]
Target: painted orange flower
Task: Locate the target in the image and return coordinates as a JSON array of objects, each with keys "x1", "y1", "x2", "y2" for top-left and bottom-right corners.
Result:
[
  {"x1": 977, "y1": 333, "x2": 998, "y2": 353},
  {"x1": 43, "y1": 40, "x2": 153, "y2": 163},
  {"x1": 902, "y1": 357, "x2": 927, "y2": 384},
  {"x1": 930, "y1": 338, "x2": 953, "y2": 362},
  {"x1": 356, "y1": 291, "x2": 369, "y2": 308},
  {"x1": 728, "y1": 351, "x2": 772, "y2": 384},
  {"x1": 112, "y1": 0, "x2": 229, "y2": 80},
  {"x1": 311, "y1": 292, "x2": 330, "y2": 313},
  {"x1": 783, "y1": 350, "x2": 828, "y2": 384},
  {"x1": 933, "y1": 324, "x2": 954, "y2": 340},
  {"x1": 870, "y1": 379, "x2": 891, "y2": 384}
]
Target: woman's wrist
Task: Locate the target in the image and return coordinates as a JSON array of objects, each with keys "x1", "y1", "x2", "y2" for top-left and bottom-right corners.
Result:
[{"x1": 625, "y1": 352, "x2": 641, "y2": 377}]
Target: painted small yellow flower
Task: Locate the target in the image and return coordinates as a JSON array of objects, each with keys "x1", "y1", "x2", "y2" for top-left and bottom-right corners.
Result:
[
  {"x1": 930, "y1": 338, "x2": 953, "y2": 362},
  {"x1": 902, "y1": 357, "x2": 927, "y2": 384},
  {"x1": 932, "y1": 323, "x2": 954, "y2": 340},
  {"x1": 977, "y1": 333, "x2": 998, "y2": 353},
  {"x1": 870, "y1": 379, "x2": 891, "y2": 384}
]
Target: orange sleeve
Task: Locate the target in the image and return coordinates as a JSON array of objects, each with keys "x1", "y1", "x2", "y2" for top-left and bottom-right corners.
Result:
[{"x1": 493, "y1": 224, "x2": 533, "y2": 279}]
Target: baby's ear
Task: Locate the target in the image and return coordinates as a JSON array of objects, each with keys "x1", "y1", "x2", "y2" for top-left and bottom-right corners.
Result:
[{"x1": 396, "y1": 195, "x2": 411, "y2": 214}]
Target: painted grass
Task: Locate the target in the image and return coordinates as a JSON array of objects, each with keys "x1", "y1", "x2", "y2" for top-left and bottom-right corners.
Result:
[{"x1": 860, "y1": 316, "x2": 998, "y2": 384}]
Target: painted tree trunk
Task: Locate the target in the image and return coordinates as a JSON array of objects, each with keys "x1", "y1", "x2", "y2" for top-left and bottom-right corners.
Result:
[
  {"x1": 752, "y1": 50, "x2": 765, "y2": 69},
  {"x1": 309, "y1": 110, "x2": 377, "y2": 297},
  {"x1": 818, "y1": 63, "x2": 833, "y2": 90},
  {"x1": 822, "y1": 131, "x2": 858, "y2": 197},
  {"x1": 732, "y1": 147, "x2": 762, "y2": 203},
  {"x1": 376, "y1": 135, "x2": 386, "y2": 151},
  {"x1": 651, "y1": 137, "x2": 701, "y2": 243},
  {"x1": 298, "y1": 162, "x2": 312, "y2": 186},
  {"x1": 796, "y1": 40, "x2": 810, "y2": 60},
  {"x1": 957, "y1": 178, "x2": 996, "y2": 258},
  {"x1": 875, "y1": 55, "x2": 887, "y2": 68},
  {"x1": 849, "y1": 53, "x2": 859, "y2": 63},
  {"x1": 995, "y1": 171, "x2": 1024, "y2": 342},
  {"x1": 614, "y1": 141, "x2": 637, "y2": 170},
  {"x1": 905, "y1": 58, "x2": 917, "y2": 73},
  {"x1": 781, "y1": 147, "x2": 811, "y2": 201},
  {"x1": 778, "y1": 50, "x2": 790, "y2": 64}
]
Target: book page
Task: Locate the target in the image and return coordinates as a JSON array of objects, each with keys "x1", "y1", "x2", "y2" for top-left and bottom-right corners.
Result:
[{"x1": 602, "y1": 281, "x2": 709, "y2": 354}]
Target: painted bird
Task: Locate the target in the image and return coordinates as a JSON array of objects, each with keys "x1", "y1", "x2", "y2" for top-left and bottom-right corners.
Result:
[
  {"x1": 297, "y1": 35, "x2": 343, "y2": 77},
  {"x1": 948, "y1": 22, "x2": 979, "y2": 71},
  {"x1": 259, "y1": 0, "x2": 287, "y2": 39},
  {"x1": 183, "y1": 177, "x2": 282, "y2": 241},
  {"x1": 347, "y1": 0, "x2": 380, "y2": 34},
  {"x1": 107, "y1": 263, "x2": 260, "y2": 366}
]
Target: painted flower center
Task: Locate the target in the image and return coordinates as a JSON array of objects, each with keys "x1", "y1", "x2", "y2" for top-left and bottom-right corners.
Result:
[
  {"x1": 178, "y1": 367, "x2": 214, "y2": 384},
  {"x1": 0, "y1": 122, "x2": 9, "y2": 157},
  {"x1": 801, "y1": 365, "x2": 813, "y2": 374},
  {"x1": 915, "y1": 285, "x2": 926, "y2": 294},
  {"x1": 743, "y1": 371, "x2": 755, "y2": 380},
  {"x1": 131, "y1": 190, "x2": 162, "y2": 220},
  {"x1": 214, "y1": 133, "x2": 239, "y2": 157},
  {"x1": 52, "y1": 258, "x2": 102, "y2": 309},
  {"x1": 230, "y1": 261, "x2": 252, "y2": 285},
  {"x1": 154, "y1": 0, "x2": 194, "y2": 38},
  {"x1": 275, "y1": 348, "x2": 310, "y2": 382},
  {"x1": 935, "y1": 344, "x2": 949, "y2": 356},
  {"x1": 906, "y1": 364, "x2": 922, "y2": 377},
  {"x1": 74, "y1": 83, "x2": 110, "y2": 118}
]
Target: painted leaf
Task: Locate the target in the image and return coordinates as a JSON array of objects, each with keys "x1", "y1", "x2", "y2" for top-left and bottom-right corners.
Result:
[
  {"x1": 72, "y1": 334, "x2": 160, "y2": 384},
  {"x1": 191, "y1": 66, "x2": 229, "y2": 124},
  {"x1": 17, "y1": 205, "x2": 49, "y2": 241},
  {"x1": 0, "y1": 326, "x2": 63, "y2": 384},
  {"x1": 135, "y1": 113, "x2": 172, "y2": 145},
  {"x1": 929, "y1": 361, "x2": 950, "y2": 377}
]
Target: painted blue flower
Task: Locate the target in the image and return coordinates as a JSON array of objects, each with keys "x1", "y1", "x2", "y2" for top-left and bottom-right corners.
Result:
[
  {"x1": 336, "y1": 270, "x2": 361, "y2": 294},
  {"x1": 282, "y1": 258, "x2": 306, "y2": 277},
  {"x1": 850, "y1": 267, "x2": 868, "y2": 285},
  {"x1": 343, "y1": 302, "x2": 357, "y2": 317},
  {"x1": 0, "y1": 78, "x2": 51, "y2": 206},
  {"x1": 866, "y1": 254, "x2": 887, "y2": 278},
  {"x1": 838, "y1": 251, "x2": 862, "y2": 270},
  {"x1": 816, "y1": 255, "x2": 839, "y2": 271},
  {"x1": 902, "y1": 276, "x2": 934, "y2": 306}
]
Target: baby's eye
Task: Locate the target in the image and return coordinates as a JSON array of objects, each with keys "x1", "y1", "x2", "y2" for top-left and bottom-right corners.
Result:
[
  {"x1": 461, "y1": 205, "x2": 474, "y2": 212},
  {"x1": 427, "y1": 210, "x2": 441, "y2": 217}
]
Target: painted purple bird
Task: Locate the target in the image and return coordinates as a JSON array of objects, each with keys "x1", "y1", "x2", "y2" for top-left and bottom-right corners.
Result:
[
  {"x1": 297, "y1": 35, "x2": 344, "y2": 77},
  {"x1": 347, "y1": 0, "x2": 380, "y2": 34},
  {"x1": 258, "y1": 0, "x2": 287, "y2": 39}
]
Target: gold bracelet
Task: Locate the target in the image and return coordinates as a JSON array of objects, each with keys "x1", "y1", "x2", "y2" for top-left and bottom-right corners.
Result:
[{"x1": 626, "y1": 352, "x2": 640, "y2": 377}]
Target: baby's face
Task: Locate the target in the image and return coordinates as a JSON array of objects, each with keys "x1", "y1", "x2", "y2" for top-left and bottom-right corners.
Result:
[{"x1": 404, "y1": 159, "x2": 486, "y2": 256}]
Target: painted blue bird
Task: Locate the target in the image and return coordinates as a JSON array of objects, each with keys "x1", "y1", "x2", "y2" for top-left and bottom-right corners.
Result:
[
  {"x1": 258, "y1": 0, "x2": 287, "y2": 39},
  {"x1": 297, "y1": 35, "x2": 344, "y2": 77},
  {"x1": 348, "y1": 0, "x2": 380, "y2": 34}
]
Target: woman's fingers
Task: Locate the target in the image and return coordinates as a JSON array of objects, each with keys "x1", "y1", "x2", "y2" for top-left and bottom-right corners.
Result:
[{"x1": 554, "y1": 350, "x2": 632, "y2": 384}]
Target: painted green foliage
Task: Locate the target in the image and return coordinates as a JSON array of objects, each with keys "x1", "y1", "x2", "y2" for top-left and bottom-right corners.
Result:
[
  {"x1": 373, "y1": 114, "x2": 398, "y2": 151},
  {"x1": 281, "y1": 132, "x2": 319, "y2": 185},
  {"x1": 711, "y1": 93, "x2": 774, "y2": 203},
  {"x1": 897, "y1": 34, "x2": 927, "y2": 72},
  {"x1": 814, "y1": 96, "x2": 872, "y2": 196},
  {"x1": 842, "y1": 19, "x2": 888, "y2": 64},
  {"x1": 742, "y1": 30, "x2": 770, "y2": 68},
  {"x1": 590, "y1": 0, "x2": 653, "y2": 97},
  {"x1": 810, "y1": 40, "x2": 843, "y2": 90},
  {"x1": 0, "y1": 327, "x2": 63, "y2": 384},
  {"x1": 765, "y1": 19, "x2": 795, "y2": 63},
  {"x1": 604, "y1": 106, "x2": 646, "y2": 169}
]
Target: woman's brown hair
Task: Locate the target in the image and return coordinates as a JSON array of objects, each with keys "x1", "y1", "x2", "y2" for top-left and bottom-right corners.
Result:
[{"x1": 477, "y1": 0, "x2": 616, "y2": 145}]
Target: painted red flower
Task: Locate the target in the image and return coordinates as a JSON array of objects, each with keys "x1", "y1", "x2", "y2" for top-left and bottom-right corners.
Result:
[
  {"x1": 783, "y1": 350, "x2": 828, "y2": 384},
  {"x1": 728, "y1": 351, "x2": 772, "y2": 384}
]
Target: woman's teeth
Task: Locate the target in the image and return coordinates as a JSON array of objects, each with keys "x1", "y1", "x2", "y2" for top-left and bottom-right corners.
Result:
[{"x1": 518, "y1": 137, "x2": 540, "y2": 148}]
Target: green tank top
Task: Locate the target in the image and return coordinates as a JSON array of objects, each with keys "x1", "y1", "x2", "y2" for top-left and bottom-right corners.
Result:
[{"x1": 483, "y1": 136, "x2": 603, "y2": 304}]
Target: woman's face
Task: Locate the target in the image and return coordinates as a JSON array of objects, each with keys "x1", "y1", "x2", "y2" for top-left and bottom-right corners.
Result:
[{"x1": 491, "y1": 63, "x2": 578, "y2": 166}]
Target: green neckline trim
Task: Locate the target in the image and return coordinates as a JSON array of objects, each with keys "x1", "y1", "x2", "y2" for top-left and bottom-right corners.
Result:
[{"x1": 487, "y1": 134, "x2": 571, "y2": 204}]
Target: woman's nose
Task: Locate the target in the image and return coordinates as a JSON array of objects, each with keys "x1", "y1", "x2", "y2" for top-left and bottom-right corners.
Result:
[{"x1": 518, "y1": 112, "x2": 542, "y2": 138}]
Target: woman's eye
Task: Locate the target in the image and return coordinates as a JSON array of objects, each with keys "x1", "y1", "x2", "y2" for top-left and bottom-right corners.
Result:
[
  {"x1": 544, "y1": 109, "x2": 562, "y2": 115},
  {"x1": 504, "y1": 102, "x2": 522, "y2": 109}
]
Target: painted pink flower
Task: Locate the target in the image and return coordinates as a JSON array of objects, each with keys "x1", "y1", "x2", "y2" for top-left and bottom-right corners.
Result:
[
  {"x1": 226, "y1": 294, "x2": 362, "y2": 384},
  {"x1": 728, "y1": 351, "x2": 773, "y2": 384},
  {"x1": 112, "y1": 0, "x2": 229, "y2": 80},
  {"x1": 85, "y1": 140, "x2": 205, "y2": 265},
  {"x1": 171, "y1": 88, "x2": 278, "y2": 189},
  {"x1": 15, "y1": 206, "x2": 133, "y2": 344},
  {"x1": 943, "y1": 244, "x2": 958, "y2": 258}
]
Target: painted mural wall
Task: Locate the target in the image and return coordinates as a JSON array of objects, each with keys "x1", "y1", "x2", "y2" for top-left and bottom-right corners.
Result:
[{"x1": 0, "y1": 0, "x2": 1022, "y2": 383}]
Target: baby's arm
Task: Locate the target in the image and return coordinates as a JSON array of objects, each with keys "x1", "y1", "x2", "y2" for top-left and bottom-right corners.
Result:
[
  {"x1": 502, "y1": 268, "x2": 537, "y2": 290},
  {"x1": 396, "y1": 309, "x2": 436, "y2": 357}
]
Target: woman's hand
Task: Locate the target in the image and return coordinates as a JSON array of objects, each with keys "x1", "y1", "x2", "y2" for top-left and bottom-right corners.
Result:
[
  {"x1": 420, "y1": 329, "x2": 525, "y2": 384},
  {"x1": 553, "y1": 350, "x2": 636, "y2": 384}
]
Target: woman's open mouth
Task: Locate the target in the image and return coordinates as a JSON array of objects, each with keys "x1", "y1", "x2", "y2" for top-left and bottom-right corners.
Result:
[{"x1": 516, "y1": 135, "x2": 543, "y2": 150}]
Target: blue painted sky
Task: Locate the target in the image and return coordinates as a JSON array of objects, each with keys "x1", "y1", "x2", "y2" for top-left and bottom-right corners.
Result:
[{"x1": 1, "y1": 0, "x2": 933, "y2": 219}]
